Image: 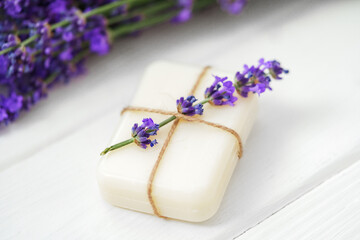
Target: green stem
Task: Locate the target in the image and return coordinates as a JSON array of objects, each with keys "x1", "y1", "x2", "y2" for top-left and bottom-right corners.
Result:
[
  {"x1": 197, "y1": 97, "x2": 212, "y2": 105},
  {"x1": 0, "y1": 29, "x2": 30, "y2": 35},
  {"x1": 101, "y1": 138, "x2": 134, "y2": 155},
  {"x1": 107, "y1": 0, "x2": 175, "y2": 25},
  {"x1": 0, "y1": 43, "x2": 18, "y2": 55},
  {"x1": 127, "y1": 0, "x2": 159, "y2": 10},
  {"x1": 83, "y1": 0, "x2": 132, "y2": 18},
  {"x1": 71, "y1": 49, "x2": 90, "y2": 63},
  {"x1": 43, "y1": 71, "x2": 60, "y2": 84},
  {"x1": 158, "y1": 115, "x2": 177, "y2": 128},
  {"x1": 111, "y1": 0, "x2": 221, "y2": 36},
  {"x1": 110, "y1": 11, "x2": 177, "y2": 38},
  {"x1": 193, "y1": 0, "x2": 217, "y2": 10},
  {"x1": 51, "y1": 0, "x2": 134, "y2": 30}
]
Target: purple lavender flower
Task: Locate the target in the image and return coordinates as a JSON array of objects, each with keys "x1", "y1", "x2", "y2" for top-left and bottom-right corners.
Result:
[
  {"x1": 205, "y1": 75, "x2": 238, "y2": 106},
  {"x1": 267, "y1": 60, "x2": 289, "y2": 79},
  {"x1": 172, "y1": 0, "x2": 193, "y2": 23},
  {"x1": 1, "y1": 0, "x2": 245, "y2": 127},
  {"x1": 48, "y1": 0, "x2": 68, "y2": 16},
  {"x1": 0, "y1": 1, "x2": 116, "y2": 126},
  {"x1": 1, "y1": 34, "x2": 20, "y2": 50},
  {"x1": 0, "y1": 93, "x2": 23, "y2": 125},
  {"x1": 36, "y1": 21, "x2": 52, "y2": 39},
  {"x1": 4, "y1": 92, "x2": 23, "y2": 113},
  {"x1": 234, "y1": 58, "x2": 288, "y2": 97},
  {"x1": 86, "y1": 28, "x2": 110, "y2": 55},
  {"x1": 4, "y1": 0, "x2": 23, "y2": 18},
  {"x1": 84, "y1": 16, "x2": 110, "y2": 55},
  {"x1": 60, "y1": 49, "x2": 73, "y2": 61},
  {"x1": 131, "y1": 118, "x2": 159, "y2": 149},
  {"x1": 176, "y1": 96, "x2": 204, "y2": 116},
  {"x1": 0, "y1": 108, "x2": 8, "y2": 122},
  {"x1": 5, "y1": 46, "x2": 34, "y2": 79},
  {"x1": 0, "y1": 55, "x2": 9, "y2": 76},
  {"x1": 0, "y1": 8, "x2": 88, "y2": 124},
  {"x1": 218, "y1": 0, "x2": 247, "y2": 15},
  {"x1": 3, "y1": 0, "x2": 47, "y2": 20}
]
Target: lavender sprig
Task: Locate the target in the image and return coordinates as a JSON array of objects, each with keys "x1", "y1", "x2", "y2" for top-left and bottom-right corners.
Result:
[
  {"x1": 0, "y1": 0, "x2": 246, "y2": 127},
  {"x1": 100, "y1": 58, "x2": 287, "y2": 155},
  {"x1": 234, "y1": 58, "x2": 289, "y2": 97}
]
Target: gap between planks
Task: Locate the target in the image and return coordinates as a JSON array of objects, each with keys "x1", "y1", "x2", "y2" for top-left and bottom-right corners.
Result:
[{"x1": 232, "y1": 151, "x2": 360, "y2": 240}]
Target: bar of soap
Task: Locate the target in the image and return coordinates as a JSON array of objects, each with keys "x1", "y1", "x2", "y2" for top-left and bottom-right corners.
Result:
[{"x1": 97, "y1": 61, "x2": 258, "y2": 222}]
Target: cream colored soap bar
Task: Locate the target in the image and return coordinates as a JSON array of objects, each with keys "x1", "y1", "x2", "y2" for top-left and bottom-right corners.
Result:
[{"x1": 97, "y1": 61, "x2": 258, "y2": 222}]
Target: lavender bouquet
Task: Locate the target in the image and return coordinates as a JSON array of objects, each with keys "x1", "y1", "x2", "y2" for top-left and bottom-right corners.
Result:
[{"x1": 0, "y1": 0, "x2": 246, "y2": 126}]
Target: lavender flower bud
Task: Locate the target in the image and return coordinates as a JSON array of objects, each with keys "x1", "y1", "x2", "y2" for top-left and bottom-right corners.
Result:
[
  {"x1": 176, "y1": 96, "x2": 204, "y2": 116},
  {"x1": 267, "y1": 60, "x2": 289, "y2": 79},
  {"x1": 171, "y1": 0, "x2": 193, "y2": 23},
  {"x1": 0, "y1": 93, "x2": 23, "y2": 125},
  {"x1": 218, "y1": 0, "x2": 247, "y2": 15},
  {"x1": 84, "y1": 15, "x2": 110, "y2": 55},
  {"x1": 234, "y1": 58, "x2": 288, "y2": 97},
  {"x1": 131, "y1": 118, "x2": 159, "y2": 149},
  {"x1": 205, "y1": 75, "x2": 238, "y2": 106}
]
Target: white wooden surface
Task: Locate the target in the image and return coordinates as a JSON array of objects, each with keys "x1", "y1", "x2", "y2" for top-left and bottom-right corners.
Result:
[
  {"x1": 235, "y1": 160, "x2": 360, "y2": 240},
  {"x1": 1, "y1": 0, "x2": 360, "y2": 239}
]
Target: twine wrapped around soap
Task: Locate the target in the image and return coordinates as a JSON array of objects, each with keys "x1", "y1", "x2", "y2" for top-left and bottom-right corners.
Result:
[{"x1": 121, "y1": 66, "x2": 243, "y2": 218}]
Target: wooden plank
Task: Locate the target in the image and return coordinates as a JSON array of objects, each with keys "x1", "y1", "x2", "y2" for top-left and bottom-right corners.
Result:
[{"x1": 235, "y1": 160, "x2": 360, "y2": 240}]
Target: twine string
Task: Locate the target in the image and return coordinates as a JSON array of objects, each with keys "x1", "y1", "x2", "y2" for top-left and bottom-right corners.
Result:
[
  {"x1": 121, "y1": 66, "x2": 243, "y2": 218},
  {"x1": 121, "y1": 106, "x2": 243, "y2": 158}
]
